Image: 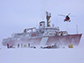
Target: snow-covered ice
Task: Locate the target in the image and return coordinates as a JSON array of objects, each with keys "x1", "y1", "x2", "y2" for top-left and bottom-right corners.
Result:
[{"x1": 0, "y1": 45, "x2": 84, "y2": 63}]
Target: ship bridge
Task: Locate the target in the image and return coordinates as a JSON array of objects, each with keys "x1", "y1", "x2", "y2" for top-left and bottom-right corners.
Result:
[
  {"x1": 42, "y1": 27, "x2": 60, "y2": 36},
  {"x1": 44, "y1": 27, "x2": 59, "y2": 32}
]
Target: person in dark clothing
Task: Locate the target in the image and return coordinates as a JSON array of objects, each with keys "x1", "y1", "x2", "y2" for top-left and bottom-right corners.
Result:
[
  {"x1": 18, "y1": 44, "x2": 19, "y2": 48},
  {"x1": 7, "y1": 44, "x2": 9, "y2": 48},
  {"x1": 28, "y1": 43, "x2": 30, "y2": 47}
]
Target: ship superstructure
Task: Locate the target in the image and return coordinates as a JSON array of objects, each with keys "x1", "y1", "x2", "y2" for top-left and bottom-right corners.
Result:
[{"x1": 2, "y1": 12, "x2": 82, "y2": 47}]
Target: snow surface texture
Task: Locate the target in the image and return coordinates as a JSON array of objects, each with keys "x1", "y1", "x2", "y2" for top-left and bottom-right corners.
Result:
[{"x1": 0, "y1": 46, "x2": 84, "y2": 63}]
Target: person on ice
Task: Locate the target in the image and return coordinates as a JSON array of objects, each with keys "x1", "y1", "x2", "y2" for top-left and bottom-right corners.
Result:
[
  {"x1": 7, "y1": 44, "x2": 9, "y2": 48},
  {"x1": 28, "y1": 43, "x2": 30, "y2": 47},
  {"x1": 18, "y1": 44, "x2": 19, "y2": 48}
]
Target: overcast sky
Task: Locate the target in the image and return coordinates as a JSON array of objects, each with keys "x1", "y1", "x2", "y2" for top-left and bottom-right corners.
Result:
[{"x1": 0, "y1": 0, "x2": 84, "y2": 47}]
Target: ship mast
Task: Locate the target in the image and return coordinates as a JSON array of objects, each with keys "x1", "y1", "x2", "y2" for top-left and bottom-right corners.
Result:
[{"x1": 46, "y1": 11, "x2": 51, "y2": 27}]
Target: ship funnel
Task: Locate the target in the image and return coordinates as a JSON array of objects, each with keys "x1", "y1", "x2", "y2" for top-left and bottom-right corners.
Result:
[{"x1": 39, "y1": 21, "x2": 45, "y2": 29}]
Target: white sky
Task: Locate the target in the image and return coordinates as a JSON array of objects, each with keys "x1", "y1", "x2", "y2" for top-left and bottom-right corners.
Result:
[{"x1": 0, "y1": 0, "x2": 84, "y2": 47}]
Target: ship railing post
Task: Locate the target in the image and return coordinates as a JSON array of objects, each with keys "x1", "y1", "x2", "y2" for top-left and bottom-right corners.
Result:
[{"x1": 76, "y1": 25, "x2": 78, "y2": 34}]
